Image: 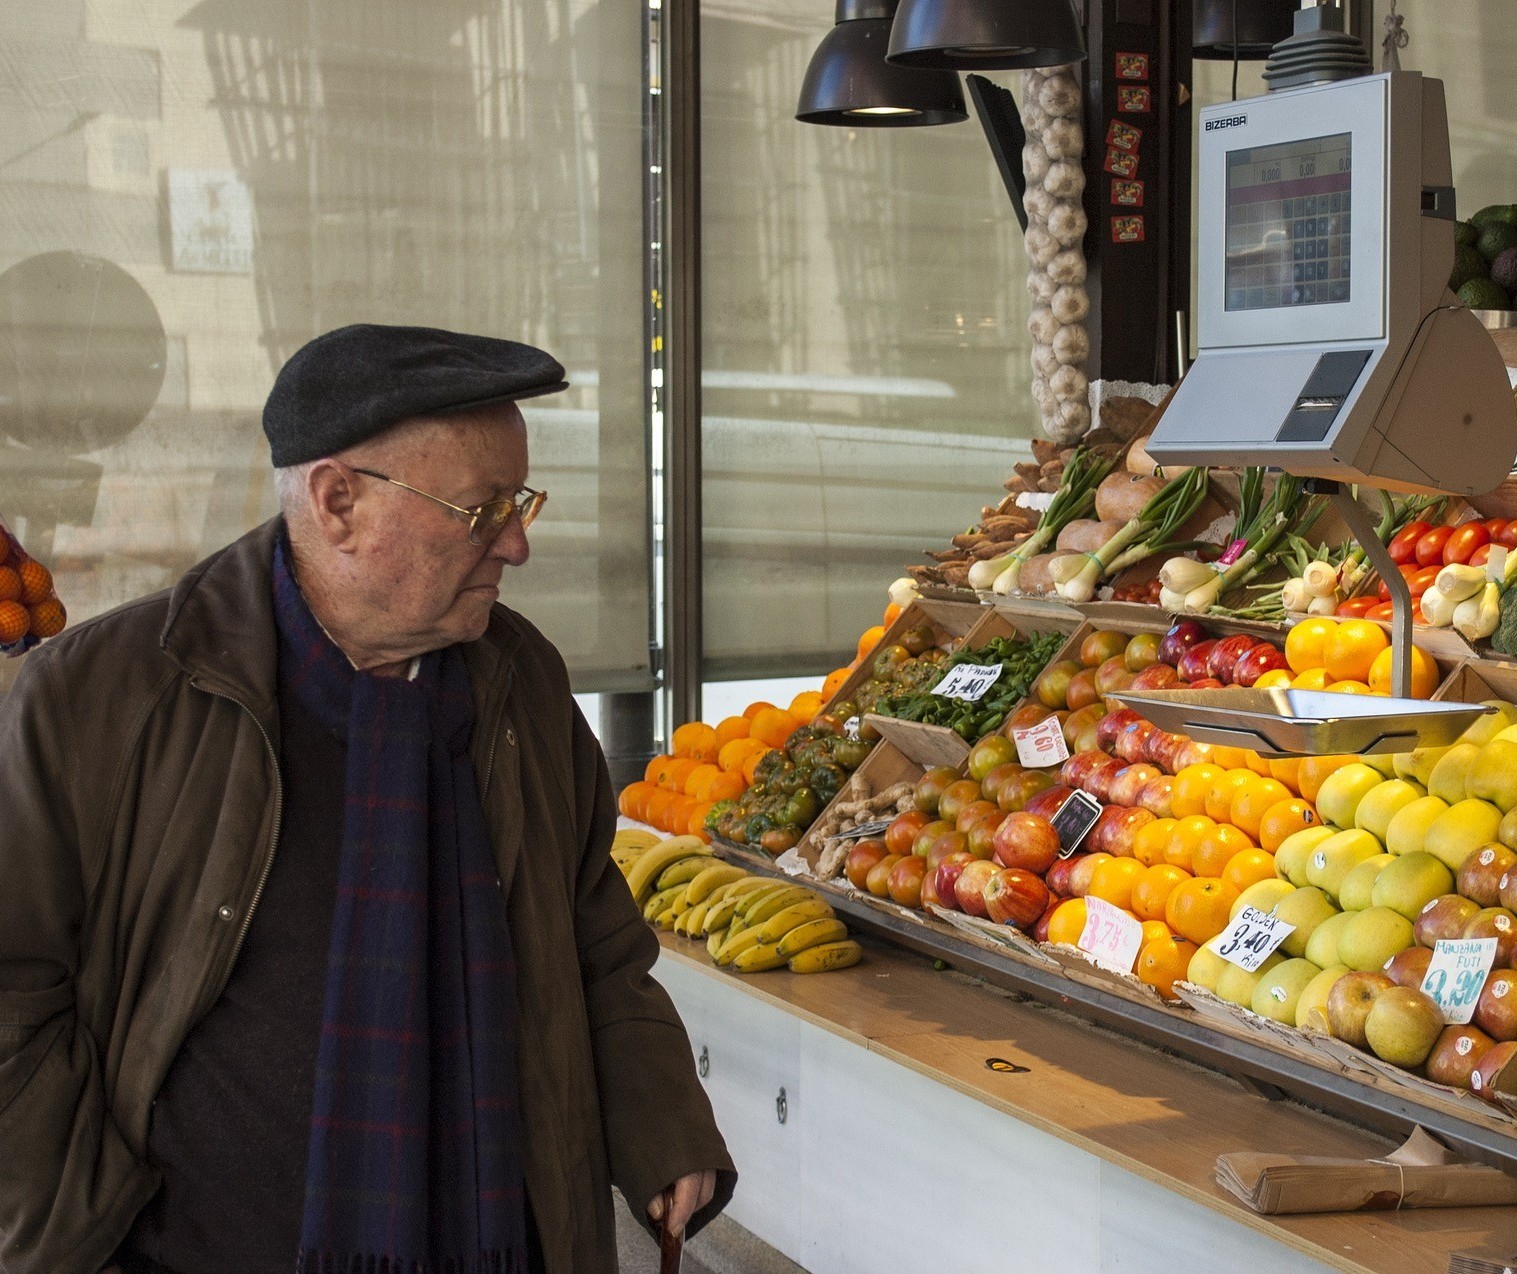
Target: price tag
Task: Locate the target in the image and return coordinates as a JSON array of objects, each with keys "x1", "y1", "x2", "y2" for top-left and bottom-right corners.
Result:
[
  {"x1": 1050, "y1": 789, "x2": 1102, "y2": 857},
  {"x1": 1013, "y1": 715, "x2": 1070, "y2": 768},
  {"x1": 843, "y1": 715, "x2": 861, "y2": 741},
  {"x1": 1214, "y1": 905, "x2": 1295, "y2": 972},
  {"x1": 836, "y1": 819, "x2": 892, "y2": 842},
  {"x1": 1421, "y1": 937, "x2": 1499, "y2": 1024},
  {"x1": 1078, "y1": 896, "x2": 1144, "y2": 974},
  {"x1": 932, "y1": 662, "x2": 1004, "y2": 702}
]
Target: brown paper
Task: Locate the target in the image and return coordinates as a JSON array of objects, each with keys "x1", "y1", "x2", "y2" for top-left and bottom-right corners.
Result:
[{"x1": 1215, "y1": 1127, "x2": 1517, "y2": 1215}]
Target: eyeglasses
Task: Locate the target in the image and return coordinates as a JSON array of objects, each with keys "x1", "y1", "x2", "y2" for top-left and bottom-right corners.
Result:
[{"x1": 349, "y1": 466, "x2": 547, "y2": 545}]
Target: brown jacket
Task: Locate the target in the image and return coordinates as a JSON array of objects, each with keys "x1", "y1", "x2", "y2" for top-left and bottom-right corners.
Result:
[{"x1": 0, "y1": 519, "x2": 734, "y2": 1273}]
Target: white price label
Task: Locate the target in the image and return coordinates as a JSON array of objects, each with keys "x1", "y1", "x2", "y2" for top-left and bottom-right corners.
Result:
[
  {"x1": 932, "y1": 662, "x2": 1004, "y2": 702},
  {"x1": 1214, "y1": 905, "x2": 1295, "y2": 973},
  {"x1": 1421, "y1": 937, "x2": 1499, "y2": 1024},
  {"x1": 1013, "y1": 715, "x2": 1070, "y2": 768},
  {"x1": 1078, "y1": 896, "x2": 1144, "y2": 975},
  {"x1": 843, "y1": 715, "x2": 861, "y2": 741}
]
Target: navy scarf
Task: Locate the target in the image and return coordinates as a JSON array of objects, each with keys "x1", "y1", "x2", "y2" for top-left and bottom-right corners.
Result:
[{"x1": 273, "y1": 538, "x2": 527, "y2": 1274}]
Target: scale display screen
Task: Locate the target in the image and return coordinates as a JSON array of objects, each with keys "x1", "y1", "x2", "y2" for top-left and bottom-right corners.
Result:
[{"x1": 1225, "y1": 132, "x2": 1353, "y2": 311}]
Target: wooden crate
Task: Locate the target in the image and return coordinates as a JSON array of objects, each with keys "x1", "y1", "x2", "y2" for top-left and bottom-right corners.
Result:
[
  {"x1": 791, "y1": 739, "x2": 923, "y2": 878},
  {"x1": 820, "y1": 598, "x2": 991, "y2": 718},
  {"x1": 1432, "y1": 656, "x2": 1517, "y2": 706}
]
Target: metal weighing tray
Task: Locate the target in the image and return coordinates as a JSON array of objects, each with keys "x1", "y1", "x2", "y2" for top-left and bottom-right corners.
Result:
[{"x1": 1109, "y1": 687, "x2": 1493, "y2": 757}]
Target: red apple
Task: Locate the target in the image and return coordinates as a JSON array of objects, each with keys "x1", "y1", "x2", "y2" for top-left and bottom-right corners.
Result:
[
  {"x1": 1143, "y1": 730, "x2": 1189, "y2": 773},
  {"x1": 1066, "y1": 851, "x2": 1113, "y2": 898},
  {"x1": 991, "y1": 812, "x2": 1062, "y2": 874},
  {"x1": 1476, "y1": 968, "x2": 1517, "y2": 1042},
  {"x1": 927, "y1": 829, "x2": 969, "y2": 864},
  {"x1": 1082, "y1": 756, "x2": 1128, "y2": 802},
  {"x1": 983, "y1": 867, "x2": 1052, "y2": 930},
  {"x1": 1135, "y1": 773, "x2": 1176, "y2": 818},
  {"x1": 920, "y1": 862, "x2": 945, "y2": 909},
  {"x1": 1471, "y1": 1040, "x2": 1517, "y2": 1104},
  {"x1": 1062, "y1": 704, "x2": 1106, "y2": 753},
  {"x1": 1044, "y1": 856, "x2": 1079, "y2": 897},
  {"x1": 1326, "y1": 970, "x2": 1395, "y2": 1049},
  {"x1": 1033, "y1": 659, "x2": 1083, "y2": 710},
  {"x1": 1096, "y1": 709, "x2": 1143, "y2": 751},
  {"x1": 1157, "y1": 619, "x2": 1208, "y2": 667},
  {"x1": 1426, "y1": 1024, "x2": 1497, "y2": 1090},
  {"x1": 998, "y1": 769, "x2": 1057, "y2": 813},
  {"x1": 844, "y1": 839, "x2": 889, "y2": 891},
  {"x1": 1107, "y1": 763, "x2": 1161, "y2": 808},
  {"x1": 1024, "y1": 785, "x2": 1075, "y2": 820},
  {"x1": 1498, "y1": 865, "x2": 1517, "y2": 914},
  {"x1": 1231, "y1": 642, "x2": 1289, "y2": 688},
  {"x1": 1094, "y1": 657, "x2": 1136, "y2": 698},
  {"x1": 1173, "y1": 739, "x2": 1215, "y2": 770},
  {"x1": 1383, "y1": 945, "x2": 1434, "y2": 989},
  {"x1": 1175, "y1": 639, "x2": 1218, "y2": 684},
  {"x1": 912, "y1": 819, "x2": 955, "y2": 858},
  {"x1": 1461, "y1": 844, "x2": 1517, "y2": 908},
  {"x1": 1088, "y1": 805, "x2": 1156, "y2": 857},
  {"x1": 1032, "y1": 895, "x2": 1064, "y2": 943},
  {"x1": 1206, "y1": 634, "x2": 1260, "y2": 683},
  {"x1": 930, "y1": 851, "x2": 976, "y2": 912},
  {"x1": 1113, "y1": 718, "x2": 1159, "y2": 763},
  {"x1": 1185, "y1": 677, "x2": 1226, "y2": 690},
  {"x1": 1129, "y1": 663, "x2": 1184, "y2": 693},
  {"x1": 1463, "y1": 907, "x2": 1517, "y2": 966},
  {"x1": 1124, "y1": 631, "x2": 1162, "y2": 672},
  {"x1": 1060, "y1": 749, "x2": 1110, "y2": 791},
  {"x1": 1415, "y1": 893, "x2": 1481, "y2": 948},
  {"x1": 953, "y1": 859, "x2": 1000, "y2": 918}
]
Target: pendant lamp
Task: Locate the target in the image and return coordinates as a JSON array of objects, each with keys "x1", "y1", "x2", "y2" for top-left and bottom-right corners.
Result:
[
  {"x1": 797, "y1": 0, "x2": 969, "y2": 126},
  {"x1": 886, "y1": 0, "x2": 1086, "y2": 71},
  {"x1": 1193, "y1": 0, "x2": 1296, "y2": 59}
]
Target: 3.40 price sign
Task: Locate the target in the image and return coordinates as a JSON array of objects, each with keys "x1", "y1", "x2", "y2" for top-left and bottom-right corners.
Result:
[
  {"x1": 1421, "y1": 937, "x2": 1499, "y2": 1024},
  {"x1": 1214, "y1": 906, "x2": 1295, "y2": 973}
]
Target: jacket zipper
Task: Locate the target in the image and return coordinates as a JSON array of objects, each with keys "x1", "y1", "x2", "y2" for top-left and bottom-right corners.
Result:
[{"x1": 192, "y1": 680, "x2": 285, "y2": 966}]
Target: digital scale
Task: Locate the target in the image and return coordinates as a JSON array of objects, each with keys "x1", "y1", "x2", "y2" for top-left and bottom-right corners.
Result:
[{"x1": 1120, "y1": 59, "x2": 1517, "y2": 754}]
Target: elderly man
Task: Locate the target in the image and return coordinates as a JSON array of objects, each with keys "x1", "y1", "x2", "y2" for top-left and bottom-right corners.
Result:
[{"x1": 0, "y1": 325, "x2": 734, "y2": 1274}]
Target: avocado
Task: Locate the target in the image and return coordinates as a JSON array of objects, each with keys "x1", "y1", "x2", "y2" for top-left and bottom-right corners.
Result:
[
  {"x1": 1493, "y1": 247, "x2": 1517, "y2": 295},
  {"x1": 1478, "y1": 220, "x2": 1517, "y2": 263},
  {"x1": 1454, "y1": 220, "x2": 1480, "y2": 248},
  {"x1": 1471, "y1": 204, "x2": 1517, "y2": 229},
  {"x1": 1451, "y1": 243, "x2": 1489, "y2": 291},
  {"x1": 1458, "y1": 277, "x2": 1511, "y2": 310}
]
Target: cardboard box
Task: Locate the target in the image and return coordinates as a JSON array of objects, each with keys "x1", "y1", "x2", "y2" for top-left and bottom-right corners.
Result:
[{"x1": 1433, "y1": 657, "x2": 1517, "y2": 707}]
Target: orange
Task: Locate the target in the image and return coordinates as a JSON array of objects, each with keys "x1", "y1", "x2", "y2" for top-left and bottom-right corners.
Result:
[
  {"x1": 1191, "y1": 823, "x2": 1254, "y2": 877},
  {"x1": 618, "y1": 780, "x2": 656, "y2": 821},
  {"x1": 665, "y1": 795, "x2": 697, "y2": 834},
  {"x1": 1223, "y1": 847, "x2": 1279, "y2": 894},
  {"x1": 750, "y1": 707, "x2": 800, "y2": 749},
  {"x1": 1267, "y1": 757, "x2": 1302, "y2": 794},
  {"x1": 1131, "y1": 863, "x2": 1192, "y2": 922},
  {"x1": 0, "y1": 567, "x2": 18, "y2": 603},
  {"x1": 672, "y1": 722, "x2": 719, "y2": 762},
  {"x1": 1165, "y1": 876, "x2": 1239, "y2": 945},
  {"x1": 1170, "y1": 764, "x2": 1224, "y2": 818},
  {"x1": 1133, "y1": 817, "x2": 1178, "y2": 867},
  {"x1": 1209, "y1": 745, "x2": 1251, "y2": 771},
  {"x1": 1296, "y1": 754, "x2": 1357, "y2": 804},
  {"x1": 683, "y1": 763, "x2": 721, "y2": 799},
  {"x1": 1045, "y1": 898, "x2": 1088, "y2": 947},
  {"x1": 655, "y1": 757, "x2": 698, "y2": 792},
  {"x1": 704, "y1": 771, "x2": 748, "y2": 803},
  {"x1": 714, "y1": 715, "x2": 752, "y2": 748},
  {"x1": 1204, "y1": 768, "x2": 1258, "y2": 822},
  {"x1": 743, "y1": 700, "x2": 779, "y2": 720},
  {"x1": 1284, "y1": 616, "x2": 1338, "y2": 674},
  {"x1": 1140, "y1": 918, "x2": 1173, "y2": 948},
  {"x1": 1241, "y1": 750, "x2": 1274, "y2": 777},
  {"x1": 789, "y1": 689, "x2": 825, "y2": 721},
  {"x1": 1323, "y1": 618, "x2": 1389, "y2": 683},
  {"x1": 741, "y1": 748, "x2": 774, "y2": 785},
  {"x1": 687, "y1": 801, "x2": 718, "y2": 837},
  {"x1": 883, "y1": 601, "x2": 904, "y2": 628},
  {"x1": 1088, "y1": 857, "x2": 1147, "y2": 911},
  {"x1": 1164, "y1": 814, "x2": 1216, "y2": 872},
  {"x1": 1253, "y1": 668, "x2": 1293, "y2": 690},
  {"x1": 1327, "y1": 680, "x2": 1372, "y2": 695},
  {"x1": 821, "y1": 668, "x2": 851, "y2": 701},
  {"x1": 16, "y1": 559, "x2": 51, "y2": 605},
  {"x1": 1257, "y1": 798, "x2": 1319, "y2": 852},
  {"x1": 1228, "y1": 777, "x2": 1292, "y2": 839},
  {"x1": 1137, "y1": 935, "x2": 1199, "y2": 1000},
  {"x1": 644, "y1": 753, "x2": 672, "y2": 784},
  {"x1": 717, "y1": 737, "x2": 766, "y2": 773},
  {"x1": 1367, "y1": 645, "x2": 1440, "y2": 699},
  {"x1": 643, "y1": 788, "x2": 676, "y2": 829},
  {"x1": 25, "y1": 597, "x2": 64, "y2": 639},
  {"x1": 857, "y1": 625, "x2": 886, "y2": 661},
  {"x1": 1290, "y1": 667, "x2": 1333, "y2": 691}
]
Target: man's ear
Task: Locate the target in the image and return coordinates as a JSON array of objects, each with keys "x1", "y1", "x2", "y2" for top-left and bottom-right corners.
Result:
[{"x1": 306, "y1": 460, "x2": 361, "y2": 551}]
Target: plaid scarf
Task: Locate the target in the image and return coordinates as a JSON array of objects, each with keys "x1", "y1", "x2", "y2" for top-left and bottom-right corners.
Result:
[{"x1": 273, "y1": 538, "x2": 527, "y2": 1274}]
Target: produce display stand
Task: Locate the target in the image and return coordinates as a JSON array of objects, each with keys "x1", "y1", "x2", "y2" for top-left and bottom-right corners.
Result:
[{"x1": 657, "y1": 932, "x2": 1517, "y2": 1274}]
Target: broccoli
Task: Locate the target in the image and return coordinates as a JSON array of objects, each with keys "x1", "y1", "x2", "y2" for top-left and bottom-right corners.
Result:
[{"x1": 1492, "y1": 585, "x2": 1517, "y2": 658}]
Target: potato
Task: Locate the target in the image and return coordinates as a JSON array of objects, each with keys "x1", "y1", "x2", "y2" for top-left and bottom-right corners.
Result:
[
  {"x1": 1019, "y1": 551, "x2": 1078, "y2": 595},
  {"x1": 1095, "y1": 472, "x2": 1164, "y2": 523},
  {"x1": 1056, "y1": 518, "x2": 1125, "y2": 554}
]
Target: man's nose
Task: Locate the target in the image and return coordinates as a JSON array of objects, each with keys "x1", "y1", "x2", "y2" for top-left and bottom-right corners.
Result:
[{"x1": 489, "y1": 516, "x2": 530, "y2": 566}]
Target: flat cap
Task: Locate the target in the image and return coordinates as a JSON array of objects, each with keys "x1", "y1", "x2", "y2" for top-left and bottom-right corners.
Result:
[{"x1": 263, "y1": 323, "x2": 568, "y2": 467}]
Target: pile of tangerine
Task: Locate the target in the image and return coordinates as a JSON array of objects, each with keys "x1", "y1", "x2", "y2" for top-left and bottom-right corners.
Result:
[{"x1": 0, "y1": 536, "x2": 65, "y2": 647}]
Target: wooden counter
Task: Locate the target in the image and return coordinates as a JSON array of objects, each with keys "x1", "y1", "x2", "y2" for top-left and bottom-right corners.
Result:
[{"x1": 657, "y1": 932, "x2": 1517, "y2": 1274}]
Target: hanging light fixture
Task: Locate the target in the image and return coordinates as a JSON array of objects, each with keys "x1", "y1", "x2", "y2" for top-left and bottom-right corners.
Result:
[
  {"x1": 798, "y1": 0, "x2": 969, "y2": 126},
  {"x1": 886, "y1": 0, "x2": 1085, "y2": 70},
  {"x1": 1193, "y1": 0, "x2": 1297, "y2": 59}
]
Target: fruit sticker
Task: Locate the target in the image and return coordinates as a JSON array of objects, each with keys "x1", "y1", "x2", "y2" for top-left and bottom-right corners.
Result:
[
  {"x1": 1111, "y1": 215, "x2": 1146, "y2": 243},
  {"x1": 1118, "y1": 85, "x2": 1152, "y2": 113},
  {"x1": 1115, "y1": 51, "x2": 1150, "y2": 81},
  {"x1": 1104, "y1": 147, "x2": 1139, "y2": 178},
  {"x1": 1106, "y1": 119, "x2": 1142, "y2": 153},
  {"x1": 1421, "y1": 937, "x2": 1499, "y2": 1024},
  {"x1": 1112, "y1": 179, "x2": 1145, "y2": 208}
]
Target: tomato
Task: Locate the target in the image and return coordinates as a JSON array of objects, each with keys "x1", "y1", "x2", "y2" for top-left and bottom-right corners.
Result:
[
  {"x1": 1388, "y1": 520, "x2": 1433, "y2": 564},
  {"x1": 1498, "y1": 520, "x2": 1517, "y2": 549},
  {"x1": 1414, "y1": 525, "x2": 1454, "y2": 567},
  {"x1": 1335, "y1": 595, "x2": 1380, "y2": 618},
  {"x1": 1471, "y1": 542, "x2": 1495, "y2": 569},
  {"x1": 1407, "y1": 564, "x2": 1442, "y2": 596},
  {"x1": 1485, "y1": 517, "x2": 1511, "y2": 538},
  {"x1": 1443, "y1": 522, "x2": 1491, "y2": 566},
  {"x1": 1365, "y1": 601, "x2": 1396, "y2": 622},
  {"x1": 1377, "y1": 563, "x2": 1421, "y2": 601}
]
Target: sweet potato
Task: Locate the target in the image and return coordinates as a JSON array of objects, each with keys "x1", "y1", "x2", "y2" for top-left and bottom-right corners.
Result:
[{"x1": 1095, "y1": 472, "x2": 1164, "y2": 523}]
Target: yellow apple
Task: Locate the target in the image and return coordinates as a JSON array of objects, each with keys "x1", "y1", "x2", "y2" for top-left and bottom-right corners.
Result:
[
  {"x1": 1216, "y1": 951, "x2": 1284, "y2": 1007},
  {"x1": 1252, "y1": 956, "x2": 1325, "y2": 1024},
  {"x1": 1353, "y1": 778, "x2": 1426, "y2": 842},
  {"x1": 1273, "y1": 885, "x2": 1341, "y2": 958},
  {"x1": 1369, "y1": 850, "x2": 1456, "y2": 921},
  {"x1": 1314, "y1": 763, "x2": 1387, "y2": 830},
  {"x1": 1428, "y1": 742, "x2": 1481, "y2": 805},
  {"x1": 1423, "y1": 798, "x2": 1504, "y2": 872},
  {"x1": 1459, "y1": 701, "x2": 1517, "y2": 747},
  {"x1": 1337, "y1": 853, "x2": 1395, "y2": 912},
  {"x1": 1303, "y1": 910, "x2": 1356, "y2": 968},
  {"x1": 1185, "y1": 935, "x2": 1231, "y2": 991},
  {"x1": 1394, "y1": 743, "x2": 1449, "y2": 788},
  {"x1": 1384, "y1": 795, "x2": 1450, "y2": 856},
  {"x1": 1305, "y1": 829, "x2": 1384, "y2": 902},
  {"x1": 1364, "y1": 985, "x2": 1445, "y2": 1068},
  {"x1": 1336, "y1": 905, "x2": 1416, "y2": 971},
  {"x1": 1296, "y1": 963, "x2": 1350, "y2": 1031},
  {"x1": 1274, "y1": 826, "x2": 1335, "y2": 887},
  {"x1": 1467, "y1": 739, "x2": 1517, "y2": 813},
  {"x1": 1231, "y1": 877, "x2": 1295, "y2": 921}
]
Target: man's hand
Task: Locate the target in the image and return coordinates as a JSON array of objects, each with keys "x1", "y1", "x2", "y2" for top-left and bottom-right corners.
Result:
[{"x1": 646, "y1": 1168, "x2": 717, "y2": 1235}]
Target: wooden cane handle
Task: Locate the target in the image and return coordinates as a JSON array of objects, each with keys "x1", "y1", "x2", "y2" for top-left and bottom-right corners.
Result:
[{"x1": 659, "y1": 1186, "x2": 683, "y2": 1274}]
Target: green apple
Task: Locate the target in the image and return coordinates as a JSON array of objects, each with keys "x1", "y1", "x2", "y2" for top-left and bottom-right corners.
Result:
[
  {"x1": 1428, "y1": 742, "x2": 1481, "y2": 804},
  {"x1": 1185, "y1": 934, "x2": 1231, "y2": 991},
  {"x1": 1337, "y1": 854, "x2": 1395, "y2": 912},
  {"x1": 1385, "y1": 795, "x2": 1450, "y2": 856},
  {"x1": 1369, "y1": 850, "x2": 1456, "y2": 921},
  {"x1": 1423, "y1": 798, "x2": 1504, "y2": 872},
  {"x1": 1364, "y1": 985, "x2": 1445, "y2": 1068},
  {"x1": 1303, "y1": 910, "x2": 1356, "y2": 969},
  {"x1": 1459, "y1": 700, "x2": 1517, "y2": 747},
  {"x1": 1216, "y1": 951, "x2": 1284, "y2": 1008},
  {"x1": 1296, "y1": 963, "x2": 1350, "y2": 1032},
  {"x1": 1252, "y1": 956, "x2": 1324, "y2": 1024},
  {"x1": 1315, "y1": 763, "x2": 1387, "y2": 830},
  {"x1": 1231, "y1": 877, "x2": 1295, "y2": 921},
  {"x1": 1273, "y1": 886, "x2": 1341, "y2": 958},
  {"x1": 1353, "y1": 779, "x2": 1426, "y2": 843},
  {"x1": 1467, "y1": 739, "x2": 1517, "y2": 813},
  {"x1": 1359, "y1": 752, "x2": 1399, "y2": 779},
  {"x1": 1335, "y1": 905, "x2": 1416, "y2": 972},
  {"x1": 1305, "y1": 829, "x2": 1384, "y2": 902},
  {"x1": 1502, "y1": 806, "x2": 1517, "y2": 853},
  {"x1": 1274, "y1": 826, "x2": 1335, "y2": 887},
  {"x1": 1394, "y1": 743, "x2": 1448, "y2": 789}
]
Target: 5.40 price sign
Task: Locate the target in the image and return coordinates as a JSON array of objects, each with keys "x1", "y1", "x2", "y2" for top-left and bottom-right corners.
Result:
[{"x1": 932, "y1": 663, "x2": 1003, "y2": 702}]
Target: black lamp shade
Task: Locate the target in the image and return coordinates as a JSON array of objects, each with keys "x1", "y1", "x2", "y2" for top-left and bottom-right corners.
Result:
[
  {"x1": 798, "y1": 0, "x2": 968, "y2": 126},
  {"x1": 1193, "y1": 0, "x2": 1297, "y2": 59},
  {"x1": 886, "y1": 0, "x2": 1086, "y2": 71}
]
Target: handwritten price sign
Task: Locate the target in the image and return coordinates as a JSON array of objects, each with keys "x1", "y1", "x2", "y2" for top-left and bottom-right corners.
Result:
[
  {"x1": 1013, "y1": 715, "x2": 1070, "y2": 768},
  {"x1": 1078, "y1": 896, "x2": 1144, "y2": 974},
  {"x1": 1421, "y1": 937, "x2": 1499, "y2": 1024},
  {"x1": 1215, "y1": 906, "x2": 1295, "y2": 973},
  {"x1": 933, "y1": 663, "x2": 1003, "y2": 702}
]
